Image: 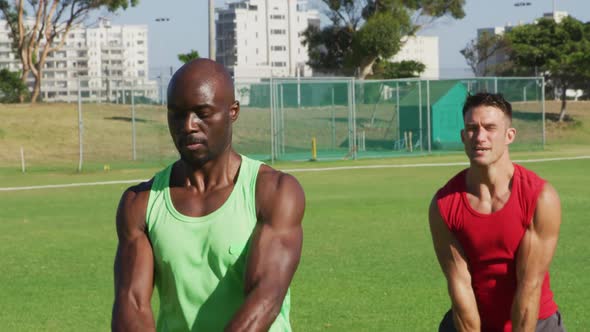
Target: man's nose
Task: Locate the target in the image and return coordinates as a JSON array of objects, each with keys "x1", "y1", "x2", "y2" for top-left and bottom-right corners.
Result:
[{"x1": 184, "y1": 112, "x2": 202, "y2": 132}]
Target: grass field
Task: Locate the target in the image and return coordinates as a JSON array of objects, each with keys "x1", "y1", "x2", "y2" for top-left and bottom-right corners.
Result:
[
  {"x1": 1, "y1": 100, "x2": 589, "y2": 330},
  {"x1": 1, "y1": 154, "x2": 589, "y2": 331}
]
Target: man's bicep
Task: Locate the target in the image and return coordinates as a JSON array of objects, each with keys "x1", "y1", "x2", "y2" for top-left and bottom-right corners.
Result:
[
  {"x1": 114, "y1": 190, "x2": 154, "y2": 300},
  {"x1": 428, "y1": 198, "x2": 469, "y2": 278},
  {"x1": 516, "y1": 183, "x2": 561, "y2": 282},
  {"x1": 246, "y1": 173, "x2": 305, "y2": 291}
]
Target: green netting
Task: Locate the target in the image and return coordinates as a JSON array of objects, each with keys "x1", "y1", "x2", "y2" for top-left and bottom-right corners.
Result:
[
  {"x1": 0, "y1": 76, "x2": 544, "y2": 170},
  {"x1": 260, "y1": 77, "x2": 544, "y2": 161}
]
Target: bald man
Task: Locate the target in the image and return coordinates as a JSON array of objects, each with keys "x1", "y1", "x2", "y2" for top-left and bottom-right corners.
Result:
[{"x1": 111, "y1": 59, "x2": 305, "y2": 332}]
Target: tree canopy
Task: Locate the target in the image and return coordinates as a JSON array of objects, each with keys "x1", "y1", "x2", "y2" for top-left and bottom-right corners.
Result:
[
  {"x1": 370, "y1": 59, "x2": 425, "y2": 79},
  {"x1": 177, "y1": 49, "x2": 200, "y2": 64},
  {"x1": 506, "y1": 16, "x2": 590, "y2": 121},
  {"x1": 460, "y1": 31, "x2": 510, "y2": 77},
  {"x1": 303, "y1": 0, "x2": 465, "y2": 79},
  {"x1": 0, "y1": 0, "x2": 139, "y2": 103}
]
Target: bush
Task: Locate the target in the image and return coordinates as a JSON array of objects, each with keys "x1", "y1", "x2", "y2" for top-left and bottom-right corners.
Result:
[{"x1": 0, "y1": 69, "x2": 28, "y2": 103}]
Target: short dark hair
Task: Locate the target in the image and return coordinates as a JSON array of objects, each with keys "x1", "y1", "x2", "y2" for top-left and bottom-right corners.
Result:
[{"x1": 462, "y1": 93, "x2": 512, "y2": 121}]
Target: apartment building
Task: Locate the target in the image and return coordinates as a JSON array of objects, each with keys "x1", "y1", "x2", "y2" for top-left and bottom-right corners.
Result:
[
  {"x1": 390, "y1": 36, "x2": 440, "y2": 79},
  {"x1": 0, "y1": 18, "x2": 157, "y2": 102},
  {"x1": 216, "y1": 0, "x2": 319, "y2": 81}
]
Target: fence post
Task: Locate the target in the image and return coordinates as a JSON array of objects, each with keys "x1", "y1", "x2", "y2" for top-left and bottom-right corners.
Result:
[
  {"x1": 352, "y1": 78, "x2": 357, "y2": 160},
  {"x1": 77, "y1": 76, "x2": 84, "y2": 172},
  {"x1": 131, "y1": 87, "x2": 136, "y2": 161},
  {"x1": 426, "y1": 79, "x2": 431, "y2": 153},
  {"x1": 396, "y1": 81, "x2": 400, "y2": 142},
  {"x1": 270, "y1": 78, "x2": 275, "y2": 163},
  {"x1": 418, "y1": 80, "x2": 423, "y2": 152},
  {"x1": 541, "y1": 77, "x2": 546, "y2": 147},
  {"x1": 331, "y1": 87, "x2": 336, "y2": 149}
]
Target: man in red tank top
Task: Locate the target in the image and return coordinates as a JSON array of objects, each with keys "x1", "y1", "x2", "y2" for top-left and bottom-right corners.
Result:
[{"x1": 428, "y1": 93, "x2": 565, "y2": 332}]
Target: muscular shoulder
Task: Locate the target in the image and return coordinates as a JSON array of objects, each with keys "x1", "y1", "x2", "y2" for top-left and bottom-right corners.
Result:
[
  {"x1": 117, "y1": 179, "x2": 154, "y2": 234},
  {"x1": 255, "y1": 165, "x2": 305, "y2": 226}
]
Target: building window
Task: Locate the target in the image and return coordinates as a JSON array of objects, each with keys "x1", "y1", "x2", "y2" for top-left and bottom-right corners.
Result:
[
  {"x1": 271, "y1": 45, "x2": 286, "y2": 51},
  {"x1": 271, "y1": 61, "x2": 286, "y2": 67},
  {"x1": 270, "y1": 29, "x2": 286, "y2": 35},
  {"x1": 270, "y1": 14, "x2": 285, "y2": 20}
]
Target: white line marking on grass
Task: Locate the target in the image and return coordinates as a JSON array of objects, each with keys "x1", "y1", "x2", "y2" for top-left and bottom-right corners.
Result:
[
  {"x1": 0, "y1": 179, "x2": 147, "y2": 192},
  {"x1": 1, "y1": 155, "x2": 589, "y2": 192}
]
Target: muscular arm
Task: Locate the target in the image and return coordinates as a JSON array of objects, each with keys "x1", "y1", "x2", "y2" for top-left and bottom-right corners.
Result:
[
  {"x1": 111, "y1": 183, "x2": 156, "y2": 332},
  {"x1": 511, "y1": 184, "x2": 561, "y2": 332},
  {"x1": 428, "y1": 197, "x2": 480, "y2": 332},
  {"x1": 225, "y1": 168, "x2": 305, "y2": 332}
]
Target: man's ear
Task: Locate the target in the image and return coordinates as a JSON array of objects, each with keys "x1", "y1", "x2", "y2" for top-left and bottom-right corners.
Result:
[
  {"x1": 229, "y1": 100, "x2": 240, "y2": 122},
  {"x1": 506, "y1": 127, "x2": 516, "y2": 145},
  {"x1": 460, "y1": 129, "x2": 466, "y2": 143}
]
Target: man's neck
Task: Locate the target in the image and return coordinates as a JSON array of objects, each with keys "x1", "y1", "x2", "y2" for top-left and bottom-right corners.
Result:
[
  {"x1": 466, "y1": 155, "x2": 515, "y2": 199},
  {"x1": 179, "y1": 149, "x2": 241, "y2": 193}
]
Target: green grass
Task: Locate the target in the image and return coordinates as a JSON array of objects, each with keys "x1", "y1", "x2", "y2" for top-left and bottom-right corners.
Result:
[
  {"x1": 1, "y1": 156, "x2": 589, "y2": 331},
  {"x1": 3, "y1": 99, "x2": 583, "y2": 167},
  {"x1": 1, "y1": 100, "x2": 589, "y2": 330}
]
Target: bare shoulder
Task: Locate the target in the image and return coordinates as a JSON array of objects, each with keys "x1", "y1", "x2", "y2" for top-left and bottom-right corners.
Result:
[
  {"x1": 255, "y1": 164, "x2": 305, "y2": 225},
  {"x1": 538, "y1": 182, "x2": 559, "y2": 204},
  {"x1": 117, "y1": 179, "x2": 154, "y2": 234}
]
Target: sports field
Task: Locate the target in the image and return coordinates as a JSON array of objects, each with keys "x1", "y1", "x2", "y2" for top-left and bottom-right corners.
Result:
[
  {"x1": 1, "y1": 151, "x2": 589, "y2": 331},
  {"x1": 1, "y1": 100, "x2": 590, "y2": 330}
]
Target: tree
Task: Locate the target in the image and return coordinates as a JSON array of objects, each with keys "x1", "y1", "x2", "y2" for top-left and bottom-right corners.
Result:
[
  {"x1": 507, "y1": 16, "x2": 590, "y2": 121},
  {"x1": 370, "y1": 59, "x2": 425, "y2": 79},
  {"x1": 177, "y1": 49, "x2": 200, "y2": 64},
  {"x1": 0, "y1": 68, "x2": 28, "y2": 103},
  {"x1": 0, "y1": 0, "x2": 139, "y2": 103},
  {"x1": 460, "y1": 31, "x2": 510, "y2": 76},
  {"x1": 303, "y1": 0, "x2": 465, "y2": 79}
]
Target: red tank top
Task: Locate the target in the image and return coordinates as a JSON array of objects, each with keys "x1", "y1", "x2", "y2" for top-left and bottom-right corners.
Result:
[{"x1": 436, "y1": 164, "x2": 558, "y2": 332}]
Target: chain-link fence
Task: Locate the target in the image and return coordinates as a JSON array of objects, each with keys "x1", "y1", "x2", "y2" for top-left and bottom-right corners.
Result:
[
  {"x1": 239, "y1": 76, "x2": 545, "y2": 162},
  {"x1": 0, "y1": 76, "x2": 544, "y2": 171}
]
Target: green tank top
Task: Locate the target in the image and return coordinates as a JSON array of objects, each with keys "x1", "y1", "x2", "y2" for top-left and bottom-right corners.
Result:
[{"x1": 146, "y1": 155, "x2": 292, "y2": 332}]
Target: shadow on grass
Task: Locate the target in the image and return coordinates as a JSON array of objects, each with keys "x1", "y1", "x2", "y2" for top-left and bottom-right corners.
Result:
[
  {"x1": 104, "y1": 116, "x2": 151, "y2": 123},
  {"x1": 513, "y1": 110, "x2": 575, "y2": 123}
]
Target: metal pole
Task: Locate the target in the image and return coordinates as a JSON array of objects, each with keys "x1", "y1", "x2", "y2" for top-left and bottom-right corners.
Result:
[
  {"x1": 131, "y1": 87, "x2": 136, "y2": 161},
  {"x1": 20, "y1": 146, "x2": 25, "y2": 173},
  {"x1": 159, "y1": 69, "x2": 164, "y2": 105},
  {"x1": 297, "y1": 69, "x2": 301, "y2": 108},
  {"x1": 270, "y1": 78, "x2": 275, "y2": 163},
  {"x1": 351, "y1": 78, "x2": 357, "y2": 160},
  {"x1": 280, "y1": 84, "x2": 285, "y2": 155},
  {"x1": 541, "y1": 77, "x2": 546, "y2": 147},
  {"x1": 494, "y1": 77, "x2": 498, "y2": 93},
  {"x1": 426, "y1": 79, "x2": 431, "y2": 153},
  {"x1": 209, "y1": 0, "x2": 216, "y2": 60},
  {"x1": 77, "y1": 77, "x2": 83, "y2": 172},
  {"x1": 418, "y1": 80, "x2": 423, "y2": 151},
  {"x1": 396, "y1": 82, "x2": 400, "y2": 142},
  {"x1": 331, "y1": 87, "x2": 335, "y2": 149}
]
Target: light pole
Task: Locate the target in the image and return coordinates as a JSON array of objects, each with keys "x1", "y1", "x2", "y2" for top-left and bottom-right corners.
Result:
[
  {"x1": 154, "y1": 17, "x2": 171, "y2": 105},
  {"x1": 209, "y1": 0, "x2": 215, "y2": 60}
]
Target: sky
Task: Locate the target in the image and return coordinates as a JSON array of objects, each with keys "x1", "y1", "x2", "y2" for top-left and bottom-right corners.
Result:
[{"x1": 103, "y1": 0, "x2": 590, "y2": 78}]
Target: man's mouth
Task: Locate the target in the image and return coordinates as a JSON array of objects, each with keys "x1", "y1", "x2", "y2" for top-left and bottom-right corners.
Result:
[{"x1": 183, "y1": 136, "x2": 207, "y2": 150}]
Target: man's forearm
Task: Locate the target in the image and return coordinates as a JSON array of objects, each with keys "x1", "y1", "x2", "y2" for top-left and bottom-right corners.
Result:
[
  {"x1": 112, "y1": 298, "x2": 156, "y2": 332},
  {"x1": 449, "y1": 281, "x2": 481, "y2": 332},
  {"x1": 225, "y1": 286, "x2": 283, "y2": 332},
  {"x1": 511, "y1": 283, "x2": 542, "y2": 332}
]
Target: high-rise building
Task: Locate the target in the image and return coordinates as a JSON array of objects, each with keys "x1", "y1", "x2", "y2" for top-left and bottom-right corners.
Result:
[
  {"x1": 0, "y1": 18, "x2": 158, "y2": 102},
  {"x1": 216, "y1": 0, "x2": 319, "y2": 81}
]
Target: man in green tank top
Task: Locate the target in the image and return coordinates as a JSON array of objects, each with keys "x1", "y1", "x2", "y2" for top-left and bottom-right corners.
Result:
[{"x1": 111, "y1": 58, "x2": 305, "y2": 332}]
